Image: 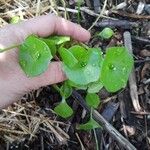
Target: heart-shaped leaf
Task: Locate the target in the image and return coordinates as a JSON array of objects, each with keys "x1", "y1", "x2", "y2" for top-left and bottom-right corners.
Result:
[
  {"x1": 63, "y1": 48, "x2": 103, "y2": 85},
  {"x1": 54, "y1": 100, "x2": 73, "y2": 118},
  {"x1": 101, "y1": 47, "x2": 134, "y2": 92},
  {"x1": 98, "y1": 27, "x2": 114, "y2": 39},
  {"x1": 86, "y1": 93, "x2": 100, "y2": 109},
  {"x1": 78, "y1": 118, "x2": 101, "y2": 130},
  {"x1": 59, "y1": 47, "x2": 78, "y2": 68},
  {"x1": 19, "y1": 35, "x2": 52, "y2": 77}
]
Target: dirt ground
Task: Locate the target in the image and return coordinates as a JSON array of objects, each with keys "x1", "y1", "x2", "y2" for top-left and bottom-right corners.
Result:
[{"x1": 0, "y1": 0, "x2": 150, "y2": 149}]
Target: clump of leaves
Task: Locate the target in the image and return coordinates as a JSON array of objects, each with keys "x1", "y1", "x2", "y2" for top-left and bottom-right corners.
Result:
[{"x1": 1, "y1": 27, "x2": 134, "y2": 131}]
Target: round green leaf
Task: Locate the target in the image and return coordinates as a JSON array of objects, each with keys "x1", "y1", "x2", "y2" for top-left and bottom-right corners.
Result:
[
  {"x1": 78, "y1": 118, "x2": 101, "y2": 130},
  {"x1": 86, "y1": 93, "x2": 100, "y2": 109},
  {"x1": 101, "y1": 47, "x2": 134, "y2": 92},
  {"x1": 19, "y1": 35, "x2": 52, "y2": 77},
  {"x1": 54, "y1": 101, "x2": 73, "y2": 118},
  {"x1": 59, "y1": 47, "x2": 78, "y2": 68},
  {"x1": 98, "y1": 27, "x2": 114, "y2": 39},
  {"x1": 63, "y1": 48, "x2": 103, "y2": 85}
]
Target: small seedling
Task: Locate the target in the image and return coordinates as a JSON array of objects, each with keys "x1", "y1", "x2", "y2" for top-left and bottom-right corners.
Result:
[
  {"x1": 98, "y1": 27, "x2": 114, "y2": 39},
  {"x1": 10, "y1": 16, "x2": 20, "y2": 24},
  {"x1": 1, "y1": 28, "x2": 134, "y2": 135}
]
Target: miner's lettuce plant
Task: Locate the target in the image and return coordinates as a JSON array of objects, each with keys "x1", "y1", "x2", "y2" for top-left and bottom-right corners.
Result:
[{"x1": 0, "y1": 27, "x2": 133, "y2": 130}]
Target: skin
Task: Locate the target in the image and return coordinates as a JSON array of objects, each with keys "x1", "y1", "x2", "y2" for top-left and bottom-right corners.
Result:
[{"x1": 0, "y1": 14, "x2": 91, "y2": 108}]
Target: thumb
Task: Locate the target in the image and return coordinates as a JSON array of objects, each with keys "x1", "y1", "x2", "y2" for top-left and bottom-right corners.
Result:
[{"x1": 26, "y1": 62, "x2": 66, "y2": 90}]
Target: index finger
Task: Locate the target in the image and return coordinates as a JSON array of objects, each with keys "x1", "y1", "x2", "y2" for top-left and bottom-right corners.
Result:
[{"x1": 19, "y1": 14, "x2": 91, "y2": 42}]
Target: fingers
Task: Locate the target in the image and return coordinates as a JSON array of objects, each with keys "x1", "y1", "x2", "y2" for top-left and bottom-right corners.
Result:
[
  {"x1": 26, "y1": 61, "x2": 66, "y2": 90},
  {"x1": 20, "y1": 14, "x2": 91, "y2": 42}
]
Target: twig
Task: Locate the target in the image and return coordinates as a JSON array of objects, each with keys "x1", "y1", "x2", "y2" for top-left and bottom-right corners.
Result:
[
  {"x1": 95, "y1": 19, "x2": 138, "y2": 29},
  {"x1": 35, "y1": 0, "x2": 41, "y2": 16},
  {"x1": 40, "y1": 134, "x2": 44, "y2": 150},
  {"x1": 111, "y1": 10, "x2": 150, "y2": 19},
  {"x1": 132, "y1": 36, "x2": 150, "y2": 45},
  {"x1": 57, "y1": 7, "x2": 78, "y2": 13},
  {"x1": 123, "y1": 31, "x2": 141, "y2": 112},
  {"x1": 57, "y1": 6, "x2": 115, "y2": 20},
  {"x1": 143, "y1": 78, "x2": 150, "y2": 84},
  {"x1": 75, "y1": 133, "x2": 86, "y2": 150},
  {"x1": 88, "y1": 0, "x2": 108, "y2": 30},
  {"x1": 72, "y1": 90, "x2": 137, "y2": 150},
  {"x1": 135, "y1": 59, "x2": 150, "y2": 64},
  {"x1": 93, "y1": 129, "x2": 99, "y2": 150}
]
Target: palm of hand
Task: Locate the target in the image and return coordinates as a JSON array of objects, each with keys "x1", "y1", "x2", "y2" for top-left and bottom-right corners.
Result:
[{"x1": 0, "y1": 14, "x2": 90, "y2": 108}]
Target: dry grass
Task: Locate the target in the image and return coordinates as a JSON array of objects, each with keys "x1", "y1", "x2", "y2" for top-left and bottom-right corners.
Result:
[
  {"x1": 0, "y1": 94, "x2": 70, "y2": 143},
  {"x1": 0, "y1": 0, "x2": 70, "y2": 144}
]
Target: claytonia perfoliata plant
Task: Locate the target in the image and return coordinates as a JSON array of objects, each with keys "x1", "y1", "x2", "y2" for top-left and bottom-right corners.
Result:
[{"x1": 13, "y1": 27, "x2": 134, "y2": 130}]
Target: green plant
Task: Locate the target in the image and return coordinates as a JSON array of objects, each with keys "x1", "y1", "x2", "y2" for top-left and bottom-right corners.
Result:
[
  {"x1": 98, "y1": 27, "x2": 114, "y2": 39},
  {"x1": 0, "y1": 28, "x2": 134, "y2": 132},
  {"x1": 10, "y1": 16, "x2": 20, "y2": 24}
]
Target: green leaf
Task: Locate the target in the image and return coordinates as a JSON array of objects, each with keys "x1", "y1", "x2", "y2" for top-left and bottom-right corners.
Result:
[
  {"x1": 69, "y1": 45, "x2": 88, "y2": 62},
  {"x1": 59, "y1": 47, "x2": 78, "y2": 68},
  {"x1": 19, "y1": 35, "x2": 52, "y2": 77},
  {"x1": 41, "y1": 39, "x2": 57, "y2": 56},
  {"x1": 10, "y1": 16, "x2": 20, "y2": 24},
  {"x1": 67, "y1": 80, "x2": 88, "y2": 90},
  {"x1": 86, "y1": 93, "x2": 100, "y2": 109},
  {"x1": 60, "y1": 82, "x2": 72, "y2": 99},
  {"x1": 98, "y1": 27, "x2": 114, "y2": 39},
  {"x1": 88, "y1": 80, "x2": 103, "y2": 93},
  {"x1": 54, "y1": 101, "x2": 73, "y2": 118},
  {"x1": 63, "y1": 48, "x2": 103, "y2": 85},
  {"x1": 47, "y1": 36, "x2": 70, "y2": 45},
  {"x1": 78, "y1": 118, "x2": 101, "y2": 130},
  {"x1": 101, "y1": 47, "x2": 134, "y2": 92}
]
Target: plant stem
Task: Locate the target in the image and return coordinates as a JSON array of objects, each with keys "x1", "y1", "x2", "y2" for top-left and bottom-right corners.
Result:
[
  {"x1": 90, "y1": 107, "x2": 93, "y2": 119},
  {"x1": 52, "y1": 84, "x2": 64, "y2": 98},
  {"x1": 0, "y1": 44, "x2": 21, "y2": 53},
  {"x1": 77, "y1": 0, "x2": 81, "y2": 24},
  {"x1": 93, "y1": 129, "x2": 99, "y2": 150}
]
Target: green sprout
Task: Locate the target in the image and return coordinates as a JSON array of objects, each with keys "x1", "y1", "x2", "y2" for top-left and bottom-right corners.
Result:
[{"x1": 98, "y1": 27, "x2": 114, "y2": 39}]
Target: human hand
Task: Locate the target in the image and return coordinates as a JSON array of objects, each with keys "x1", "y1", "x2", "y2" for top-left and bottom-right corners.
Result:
[{"x1": 0, "y1": 14, "x2": 91, "y2": 108}]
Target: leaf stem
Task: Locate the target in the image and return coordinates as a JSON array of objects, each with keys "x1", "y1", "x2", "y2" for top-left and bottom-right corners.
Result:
[
  {"x1": 52, "y1": 84, "x2": 64, "y2": 99},
  {"x1": 93, "y1": 129, "x2": 99, "y2": 150},
  {"x1": 53, "y1": 84, "x2": 61, "y2": 92},
  {"x1": 90, "y1": 107, "x2": 93, "y2": 119},
  {"x1": 0, "y1": 44, "x2": 21, "y2": 53}
]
